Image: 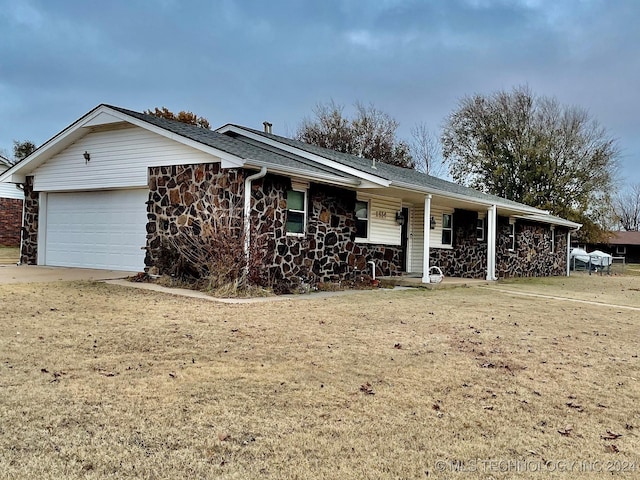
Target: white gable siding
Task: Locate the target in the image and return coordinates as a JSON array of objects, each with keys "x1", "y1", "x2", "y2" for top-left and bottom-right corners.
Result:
[
  {"x1": 0, "y1": 165, "x2": 23, "y2": 199},
  {"x1": 356, "y1": 194, "x2": 402, "y2": 245},
  {"x1": 0, "y1": 183, "x2": 23, "y2": 199},
  {"x1": 33, "y1": 124, "x2": 220, "y2": 192}
]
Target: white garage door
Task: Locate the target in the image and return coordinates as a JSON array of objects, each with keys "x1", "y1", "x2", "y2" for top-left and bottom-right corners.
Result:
[{"x1": 44, "y1": 189, "x2": 148, "y2": 271}]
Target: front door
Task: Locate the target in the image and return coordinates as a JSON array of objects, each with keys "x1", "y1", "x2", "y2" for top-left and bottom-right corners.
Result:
[{"x1": 400, "y1": 207, "x2": 409, "y2": 272}]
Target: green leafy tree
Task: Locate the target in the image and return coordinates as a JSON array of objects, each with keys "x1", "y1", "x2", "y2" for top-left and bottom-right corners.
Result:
[
  {"x1": 13, "y1": 140, "x2": 37, "y2": 163},
  {"x1": 297, "y1": 101, "x2": 415, "y2": 169},
  {"x1": 145, "y1": 107, "x2": 211, "y2": 129},
  {"x1": 442, "y1": 86, "x2": 619, "y2": 241}
]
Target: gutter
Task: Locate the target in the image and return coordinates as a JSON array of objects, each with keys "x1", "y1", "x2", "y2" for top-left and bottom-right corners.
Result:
[
  {"x1": 244, "y1": 160, "x2": 360, "y2": 188},
  {"x1": 391, "y1": 180, "x2": 550, "y2": 216}
]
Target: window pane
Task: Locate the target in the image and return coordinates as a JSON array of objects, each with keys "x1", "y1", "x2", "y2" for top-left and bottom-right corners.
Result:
[
  {"x1": 287, "y1": 190, "x2": 304, "y2": 211},
  {"x1": 356, "y1": 219, "x2": 368, "y2": 238},
  {"x1": 443, "y1": 214, "x2": 452, "y2": 229},
  {"x1": 286, "y1": 211, "x2": 304, "y2": 234},
  {"x1": 355, "y1": 201, "x2": 368, "y2": 220},
  {"x1": 442, "y1": 229, "x2": 452, "y2": 245}
]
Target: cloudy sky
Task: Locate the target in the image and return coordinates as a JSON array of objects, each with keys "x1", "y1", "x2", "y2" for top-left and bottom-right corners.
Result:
[{"x1": 1, "y1": 0, "x2": 638, "y2": 185}]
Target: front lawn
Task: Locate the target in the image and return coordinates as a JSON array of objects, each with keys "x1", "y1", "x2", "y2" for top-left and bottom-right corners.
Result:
[{"x1": 1, "y1": 277, "x2": 639, "y2": 478}]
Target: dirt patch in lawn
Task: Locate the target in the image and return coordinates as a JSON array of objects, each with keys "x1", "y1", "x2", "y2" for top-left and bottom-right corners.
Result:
[{"x1": 1, "y1": 277, "x2": 639, "y2": 479}]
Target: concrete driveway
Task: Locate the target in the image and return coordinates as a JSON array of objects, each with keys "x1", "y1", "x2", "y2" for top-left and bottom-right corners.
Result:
[{"x1": 0, "y1": 265, "x2": 137, "y2": 284}]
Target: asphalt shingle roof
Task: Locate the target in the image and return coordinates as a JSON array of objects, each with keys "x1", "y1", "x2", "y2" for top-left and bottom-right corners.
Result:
[
  {"x1": 227, "y1": 125, "x2": 543, "y2": 211},
  {"x1": 106, "y1": 106, "x2": 569, "y2": 219},
  {"x1": 105, "y1": 106, "x2": 355, "y2": 180}
]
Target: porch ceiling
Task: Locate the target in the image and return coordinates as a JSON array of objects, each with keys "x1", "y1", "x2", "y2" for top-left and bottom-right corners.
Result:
[
  {"x1": 364, "y1": 186, "x2": 555, "y2": 219},
  {"x1": 364, "y1": 187, "x2": 493, "y2": 211}
]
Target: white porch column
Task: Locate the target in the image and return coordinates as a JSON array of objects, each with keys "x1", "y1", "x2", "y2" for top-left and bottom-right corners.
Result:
[
  {"x1": 486, "y1": 204, "x2": 497, "y2": 281},
  {"x1": 421, "y1": 194, "x2": 432, "y2": 283},
  {"x1": 566, "y1": 231, "x2": 571, "y2": 277}
]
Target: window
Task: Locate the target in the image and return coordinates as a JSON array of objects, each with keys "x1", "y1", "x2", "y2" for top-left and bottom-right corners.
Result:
[
  {"x1": 476, "y1": 217, "x2": 485, "y2": 242},
  {"x1": 508, "y1": 220, "x2": 516, "y2": 251},
  {"x1": 442, "y1": 213, "x2": 453, "y2": 246},
  {"x1": 550, "y1": 227, "x2": 555, "y2": 254},
  {"x1": 617, "y1": 245, "x2": 626, "y2": 255},
  {"x1": 286, "y1": 189, "x2": 306, "y2": 235},
  {"x1": 355, "y1": 200, "x2": 369, "y2": 238}
]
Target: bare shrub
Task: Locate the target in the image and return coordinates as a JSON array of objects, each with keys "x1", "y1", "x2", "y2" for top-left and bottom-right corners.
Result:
[{"x1": 155, "y1": 194, "x2": 270, "y2": 295}]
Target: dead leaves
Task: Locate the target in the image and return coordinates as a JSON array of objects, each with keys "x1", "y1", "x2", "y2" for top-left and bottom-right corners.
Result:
[
  {"x1": 558, "y1": 425, "x2": 573, "y2": 436},
  {"x1": 40, "y1": 368, "x2": 67, "y2": 382},
  {"x1": 566, "y1": 401, "x2": 583, "y2": 412},
  {"x1": 359, "y1": 383, "x2": 375, "y2": 395},
  {"x1": 601, "y1": 430, "x2": 622, "y2": 440}
]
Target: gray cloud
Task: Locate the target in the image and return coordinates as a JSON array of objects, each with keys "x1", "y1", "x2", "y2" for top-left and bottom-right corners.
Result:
[{"x1": 0, "y1": 0, "x2": 637, "y2": 183}]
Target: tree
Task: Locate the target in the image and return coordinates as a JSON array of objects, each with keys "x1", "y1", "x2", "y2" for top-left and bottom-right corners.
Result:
[
  {"x1": 145, "y1": 106, "x2": 211, "y2": 129},
  {"x1": 297, "y1": 101, "x2": 415, "y2": 169},
  {"x1": 614, "y1": 183, "x2": 640, "y2": 231},
  {"x1": 442, "y1": 86, "x2": 619, "y2": 241},
  {"x1": 13, "y1": 140, "x2": 37, "y2": 163},
  {"x1": 410, "y1": 122, "x2": 447, "y2": 177}
]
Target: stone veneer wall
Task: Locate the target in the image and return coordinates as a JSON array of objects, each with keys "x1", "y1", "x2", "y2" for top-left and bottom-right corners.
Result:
[
  {"x1": 145, "y1": 164, "x2": 403, "y2": 287},
  {"x1": 250, "y1": 175, "x2": 402, "y2": 285},
  {"x1": 145, "y1": 163, "x2": 244, "y2": 270},
  {"x1": 429, "y1": 208, "x2": 487, "y2": 279},
  {"x1": 0, "y1": 197, "x2": 23, "y2": 247},
  {"x1": 20, "y1": 176, "x2": 38, "y2": 264},
  {"x1": 496, "y1": 217, "x2": 567, "y2": 278}
]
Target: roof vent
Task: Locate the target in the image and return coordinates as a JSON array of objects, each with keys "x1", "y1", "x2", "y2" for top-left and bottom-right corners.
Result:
[{"x1": 263, "y1": 121, "x2": 273, "y2": 134}]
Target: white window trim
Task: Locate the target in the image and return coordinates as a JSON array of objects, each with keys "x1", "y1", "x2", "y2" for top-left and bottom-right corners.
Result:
[
  {"x1": 550, "y1": 226, "x2": 555, "y2": 254},
  {"x1": 508, "y1": 218, "x2": 516, "y2": 251},
  {"x1": 617, "y1": 245, "x2": 626, "y2": 255},
  {"x1": 355, "y1": 198, "x2": 370, "y2": 242},
  {"x1": 442, "y1": 213, "x2": 453, "y2": 247},
  {"x1": 477, "y1": 217, "x2": 485, "y2": 242},
  {"x1": 285, "y1": 188, "x2": 307, "y2": 237}
]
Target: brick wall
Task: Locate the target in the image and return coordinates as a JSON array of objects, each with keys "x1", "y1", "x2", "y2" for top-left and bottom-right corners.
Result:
[{"x1": 0, "y1": 197, "x2": 23, "y2": 247}]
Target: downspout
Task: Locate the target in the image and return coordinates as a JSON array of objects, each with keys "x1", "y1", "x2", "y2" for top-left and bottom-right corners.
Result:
[
  {"x1": 368, "y1": 260, "x2": 376, "y2": 280},
  {"x1": 243, "y1": 166, "x2": 268, "y2": 271}
]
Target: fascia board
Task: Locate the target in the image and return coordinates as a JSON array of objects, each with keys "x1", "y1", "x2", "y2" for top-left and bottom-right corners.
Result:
[
  {"x1": 392, "y1": 180, "x2": 549, "y2": 215},
  {"x1": 217, "y1": 125, "x2": 390, "y2": 187},
  {"x1": 513, "y1": 214, "x2": 582, "y2": 229}
]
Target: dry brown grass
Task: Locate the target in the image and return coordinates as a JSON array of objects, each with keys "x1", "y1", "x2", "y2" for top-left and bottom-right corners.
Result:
[
  {"x1": 1, "y1": 276, "x2": 639, "y2": 479},
  {"x1": 0, "y1": 246, "x2": 19, "y2": 265}
]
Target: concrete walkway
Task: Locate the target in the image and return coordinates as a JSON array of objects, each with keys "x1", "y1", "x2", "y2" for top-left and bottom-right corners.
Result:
[
  {"x1": 0, "y1": 265, "x2": 136, "y2": 284},
  {"x1": 106, "y1": 279, "x2": 414, "y2": 304}
]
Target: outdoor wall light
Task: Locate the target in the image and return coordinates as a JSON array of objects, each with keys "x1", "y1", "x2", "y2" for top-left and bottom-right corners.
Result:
[
  {"x1": 430, "y1": 216, "x2": 436, "y2": 229},
  {"x1": 395, "y1": 211, "x2": 405, "y2": 226},
  {"x1": 83, "y1": 151, "x2": 90, "y2": 163}
]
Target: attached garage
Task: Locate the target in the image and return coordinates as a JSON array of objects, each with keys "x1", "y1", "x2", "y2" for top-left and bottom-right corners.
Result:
[{"x1": 41, "y1": 189, "x2": 148, "y2": 271}]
